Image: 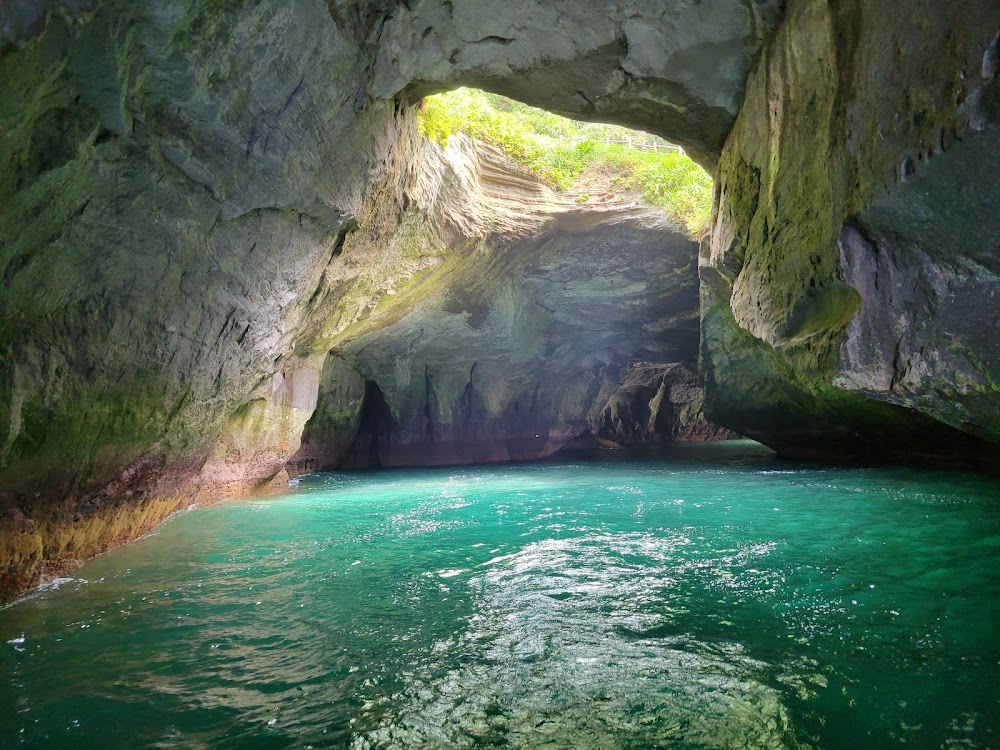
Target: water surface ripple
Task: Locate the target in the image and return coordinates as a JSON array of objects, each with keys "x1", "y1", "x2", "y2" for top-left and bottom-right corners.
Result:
[{"x1": 2, "y1": 442, "x2": 998, "y2": 749}]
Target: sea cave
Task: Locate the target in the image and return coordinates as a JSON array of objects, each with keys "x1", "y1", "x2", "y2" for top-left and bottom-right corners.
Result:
[{"x1": 1, "y1": 1, "x2": 999, "y2": 748}]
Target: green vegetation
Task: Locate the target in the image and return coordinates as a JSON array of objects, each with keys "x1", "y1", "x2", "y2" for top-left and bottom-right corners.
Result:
[{"x1": 418, "y1": 88, "x2": 713, "y2": 237}]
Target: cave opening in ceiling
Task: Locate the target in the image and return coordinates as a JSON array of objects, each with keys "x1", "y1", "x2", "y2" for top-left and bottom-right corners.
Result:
[
  {"x1": 288, "y1": 86, "x2": 727, "y2": 474},
  {"x1": 416, "y1": 87, "x2": 714, "y2": 239}
]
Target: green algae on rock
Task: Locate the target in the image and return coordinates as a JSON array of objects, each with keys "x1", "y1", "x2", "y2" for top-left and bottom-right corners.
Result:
[{"x1": 700, "y1": 0, "x2": 1000, "y2": 462}]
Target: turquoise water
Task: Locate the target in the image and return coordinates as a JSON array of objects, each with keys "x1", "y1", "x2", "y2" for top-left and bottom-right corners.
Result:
[{"x1": 1, "y1": 442, "x2": 998, "y2": 749}]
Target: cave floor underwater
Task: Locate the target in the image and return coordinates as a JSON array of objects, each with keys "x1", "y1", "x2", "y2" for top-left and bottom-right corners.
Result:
[{"x1": 2, "y1": 441, "x2": 998, "y2": 750}]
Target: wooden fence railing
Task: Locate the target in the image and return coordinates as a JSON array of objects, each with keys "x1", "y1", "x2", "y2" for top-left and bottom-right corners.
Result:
[{"x1": 554, "y1": 135, "x2": 684, "y2": 153}]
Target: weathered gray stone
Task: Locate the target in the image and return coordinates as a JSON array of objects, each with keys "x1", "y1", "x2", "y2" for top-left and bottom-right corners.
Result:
[
  {"x1": 369, "y1": 0, "x2": 784, "y2": 166},
  {"x1": 592, "y1": 363, "x2": 738, "y2": 446},
  {"x1": 3, "y1": 0, "x2": 775, "y2": 596},
  {"x1": 0, "y1": 0, "x2": 403, "y2": 598},
  {"x1": 2, "y1": 0, "x2": 999, "y2": 601},
  {"x1": 835, "y1": 131, "x2": 1000, "y2": 444},
  {"x1": 700, "y1": 0, "x2": 1000, "y2": 463},
  {"x1": 293, "y1": 135, "x2": 725, "y2": 469}
]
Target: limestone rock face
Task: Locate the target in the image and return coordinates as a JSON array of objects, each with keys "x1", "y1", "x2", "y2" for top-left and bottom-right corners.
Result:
[
  {"x1": 700, "y1": 0, "x2": 1000, "y2": 463},
  {"x1": 594, "y1": 364, "x2": 738, "y2": 446},
  {"x1": 293, "y1": 135, "x2": 726, "y2": 470},
  {"x1": 368, "y1": 0, "x2": 785, "y2": 165},
  {"x1": 0, "y1": 0, "x2": 782, "y2": 599}
]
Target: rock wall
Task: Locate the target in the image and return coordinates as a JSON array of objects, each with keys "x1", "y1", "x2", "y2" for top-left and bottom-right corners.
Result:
[
  {"x1": 0, "y1": 1, "x2": 402, "y2": 600},
  {"x1": 292, "y1": 135, "x2": 729, "y2": 470},
  {"x1": 593, "y1": 363, "x2": 738, "y2": 446},
  {"x1": 366, "y1": 0, "x2": 785, "y2": 166},
  {"x1": 700, "y1": 0, "x2": 1000, "y2": 463},
  {"x1": 0, "y1": 0, "x2": 775, "y2": 599}
]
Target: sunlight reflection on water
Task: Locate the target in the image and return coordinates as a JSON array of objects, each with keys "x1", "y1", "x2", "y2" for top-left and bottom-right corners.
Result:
[{"x1": 2, "y1": 445, "x2": 998, "y2": 749}]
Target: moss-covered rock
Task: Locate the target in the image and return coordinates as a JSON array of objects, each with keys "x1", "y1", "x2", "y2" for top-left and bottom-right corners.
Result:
[{"x1": 701, "y1": 0, "x2": 1000, "y2": 462}]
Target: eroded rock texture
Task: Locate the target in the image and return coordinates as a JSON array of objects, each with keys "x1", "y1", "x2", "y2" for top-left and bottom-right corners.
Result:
[
  {"x1": 2, "y1": 0, "x2": 999, "y2": 600},
  {"x1": 1, "y1": 1, "x2": 401, "y2": 598},
  {"x1": 368, "y1": 0, "x2": 785, "y2": 166},
  {"x1": 291, "y1": 135, "x2": 729, "y2": 470},
  {"x1": 700, "y1": 0, "x2": 1000, "y2": 463},
  {"x1": 0, "y1": 0, "x2": 773, "y2": 599},
  {"x1": 594, "y1": 363, "x2": 737, "y2": 446}
]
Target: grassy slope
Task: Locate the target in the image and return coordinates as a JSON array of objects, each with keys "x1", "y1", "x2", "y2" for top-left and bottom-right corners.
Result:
[{"x1": 418, "y1": 88, "x2": 713, "y2": 238}]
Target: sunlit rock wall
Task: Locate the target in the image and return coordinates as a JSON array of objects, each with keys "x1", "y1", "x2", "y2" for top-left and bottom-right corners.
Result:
[
  {"x1": 0, "y1": 1, "x2": 406, "y2": 599},
  {"x1": 292, "y1": 134, "x2": 729, "y2": 470}
]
